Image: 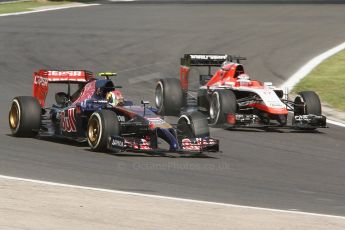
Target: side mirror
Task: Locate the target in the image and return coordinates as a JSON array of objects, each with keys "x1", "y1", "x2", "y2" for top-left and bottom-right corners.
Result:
[
  {"x1": 55, "y1": 92, "x2": 69, "y2": 106},
  {"x1": 199, "y1": 75, "x2": 212, "y2": 85},
  {"x1": 141, "y1": 100, "x2": 150, "y2": 105},
  {"x1": 141, "y1": 100, "x2": 150, "y2": 116},
  {"x1": 99, "y1": 72, "x2": 117, "y2": 80}
]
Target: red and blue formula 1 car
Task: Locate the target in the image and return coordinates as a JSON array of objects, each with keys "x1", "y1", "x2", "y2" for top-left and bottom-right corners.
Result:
[
  {"x1": 8, "y1": 70, "x2": 219, "y2": 153},
  {"x1": 155, "y1": 54, "x2": 327, "y2": 130}
]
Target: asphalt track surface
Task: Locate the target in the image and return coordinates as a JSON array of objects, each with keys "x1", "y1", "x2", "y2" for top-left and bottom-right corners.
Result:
[{"x1": 1, "y1": 3, "x2": 345, "y2": 216}]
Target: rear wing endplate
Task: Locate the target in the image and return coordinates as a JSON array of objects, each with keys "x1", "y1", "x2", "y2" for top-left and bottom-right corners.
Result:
[{"x1": 33, "y1": 69, "x2": 93, "y2": 107}]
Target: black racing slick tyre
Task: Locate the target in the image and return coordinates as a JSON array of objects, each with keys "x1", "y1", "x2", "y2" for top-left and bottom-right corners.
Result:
[
  {"x1": 155, "y1": 78, "x2": 185, "y2": 116},
  {"x1": 9, "y1": 96, "x2": 41, "y2": 137},
  {"x1": 295, "y1": 91, "x2": 322, "y2": 115},
  {"x1": 177, "y1": 111, "x2": 210, "y2": 138},
  {"x1": 87, "y1": 110, "x2": 120, "y2": 152},
  {"x1": 209, "y1": 90, "x2": 237, "y2": 126}
]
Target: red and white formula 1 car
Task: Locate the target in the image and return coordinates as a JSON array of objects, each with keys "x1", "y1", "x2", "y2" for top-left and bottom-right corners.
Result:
[{"x1": 155, "y1": 54, "x2": 327, "y2": 130}]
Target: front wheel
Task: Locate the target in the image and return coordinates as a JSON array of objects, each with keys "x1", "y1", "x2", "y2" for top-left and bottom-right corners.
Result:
[
  {"x1": 87, "y1": 110, "x2": 120, "y2": 152},
  {"x1": 293, "y1": 91, "x2": 322, "y2": 130},
  {"x1": 294, "y1": 91, "x2": 322, "y2": 115},
  {"x1": 177, "y1": 111, "x2": 209, "y2": 138}
]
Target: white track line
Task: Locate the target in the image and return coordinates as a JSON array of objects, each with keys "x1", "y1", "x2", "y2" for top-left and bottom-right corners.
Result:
[
  {"x1": 0, "y1": 0, "x2": 30, "y2": 4},
  {"x1": 327, "y1": 119, "x2": 345, "y2": 128},
  {"x1": 1, "y1": 174, "x2": 345, "y2": 220},
  {"x1": 281, "y1": 41, "x2": 345, "y2": 90},
  {"x1": 281, "y1": 41, "x2": 345, "y2": 128},
  {"x1": 0, "y1": 3, "x2": 100, "y2": 17},
  {"x1": 108, "y1": 0, "x2": 136, "y2": 2}
]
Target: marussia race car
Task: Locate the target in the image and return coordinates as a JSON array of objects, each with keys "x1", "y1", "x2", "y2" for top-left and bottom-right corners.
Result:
[
  {"x1": 155, "y1": 54, "x2": 327, "y2": 130},
  {"x1": 8, "y1": 70, "x2": 219, "y2": 153}
]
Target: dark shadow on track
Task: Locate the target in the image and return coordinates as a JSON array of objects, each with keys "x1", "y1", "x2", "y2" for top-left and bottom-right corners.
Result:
[
  {"x1": 223, "y1": 128, "x2": 326, "y2": 134},
  {"x1": 12, "y1": 134, "x2": 218, "y2": 159},
  {"x1": 87, "y1": 149, "x2": 219, "y2": 159},
  {"x1": 35, "y1": 136, "x2": 88, "y2": 147}
]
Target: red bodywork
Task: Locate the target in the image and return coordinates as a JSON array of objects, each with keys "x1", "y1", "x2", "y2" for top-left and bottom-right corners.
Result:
[
  {"x1": 180, "y1": 66, "x2": 190, "y2": 92},
  {"x1": 180, "y1": 62, "x2": 262, "y2": 88},
  {"x1": 180, "y1": 62, "x2": 288, "y2": 115},
  {"x1": 33, "y1": 69, "x2": 93, "y2": 107}
]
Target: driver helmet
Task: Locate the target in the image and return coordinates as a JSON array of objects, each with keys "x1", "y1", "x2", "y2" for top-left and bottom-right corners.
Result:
[
  {"x1": 106, "y1": 90, "x2": 124, "y2": 107},
  {"x1": 221, "y1": 61, "x2": 232, "y2": 71}
]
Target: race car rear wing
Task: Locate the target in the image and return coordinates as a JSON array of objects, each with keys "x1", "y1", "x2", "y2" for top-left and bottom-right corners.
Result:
[
  {"x1": 34, "y1": 69, "x2": 93, "y2": 83},
  {"x1": 180, "y1": 54, "x2": 246, "y2": 92},
  {"x1": 33, "y1": 69, "x2": 94, "y2": 107},
  {"x1": 181, "y1": 54, "x2": 246, "y2": 67}
]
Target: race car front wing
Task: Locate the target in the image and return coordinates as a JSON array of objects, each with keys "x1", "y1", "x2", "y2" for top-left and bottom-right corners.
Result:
[
  {"x1": 292, "y1": 114, "x2": 327, "y2": 129},
  {"x1": 107, "y1": 135, "x2": 219, "y2": 154},
  {"x1": 225, "y1": 113, "x2": 327, "y2": 130}
]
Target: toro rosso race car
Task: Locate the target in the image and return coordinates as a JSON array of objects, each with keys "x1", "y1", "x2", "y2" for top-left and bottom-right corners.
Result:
[
  {"x1": 155, "y1": 54, "x2": 327, "y2": 130},
  {"x1": 8, "y1": 70, "x2": 219, "y2": 153}
]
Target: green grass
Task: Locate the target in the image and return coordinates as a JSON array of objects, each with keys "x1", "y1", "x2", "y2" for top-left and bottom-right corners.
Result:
[
  {"x1": 0, "y1": 1, "x2": 88, "y2": 14},
  {"x1": 293, "y1": 50, "x2": 345, "y2": 111}
]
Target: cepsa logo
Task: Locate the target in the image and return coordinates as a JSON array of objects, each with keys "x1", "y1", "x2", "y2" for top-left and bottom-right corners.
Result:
[
  {"x1": 48, "y1": 71, "x2": 83, "y2": 77},
  {"x1": 34, "y1": 76, "x2": 48, "y2": 87},
  {"x1": 61, "y1": 108, "x2": 77, "y2": 132}
]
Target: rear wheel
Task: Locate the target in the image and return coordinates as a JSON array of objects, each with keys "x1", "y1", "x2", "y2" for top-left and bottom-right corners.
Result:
[
  {"x1": 155, "y1": 78, "x2": 185, "y2": 116},
  {"x1": 87, "y1": 110, "x2": 120, "y2": 152},
  {"x1": 209, "y1": 90, "x2": 237, "y2": 126},
  {"x1": 9, "y1": 96, "x2": 41, "y2": 137},
  {"x1": 177, "y1": 111, "x2": 209, "y2": 138}
]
